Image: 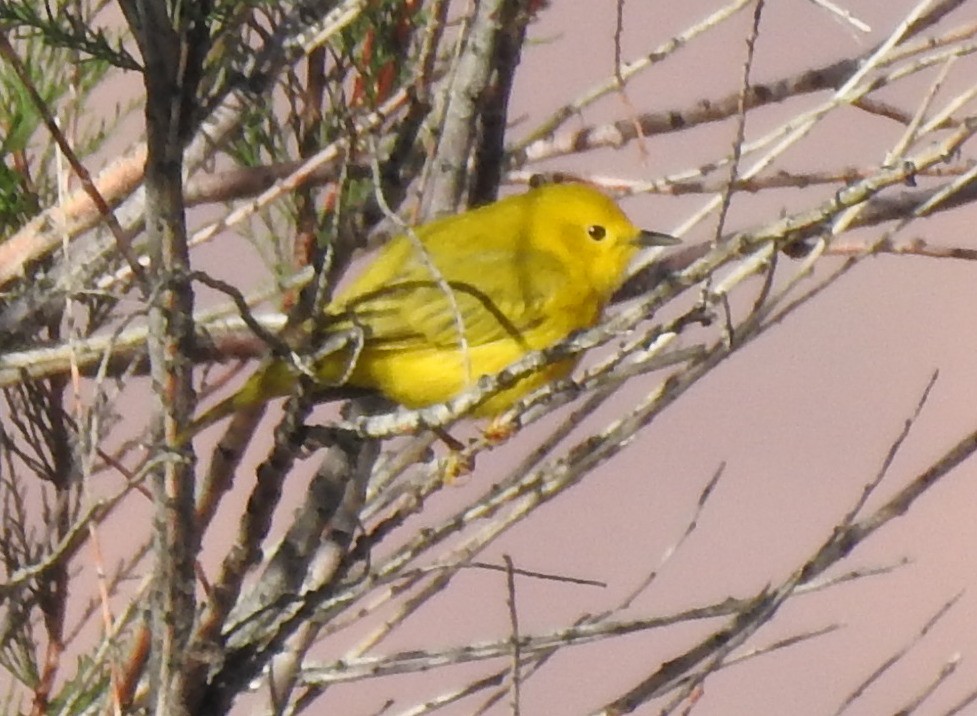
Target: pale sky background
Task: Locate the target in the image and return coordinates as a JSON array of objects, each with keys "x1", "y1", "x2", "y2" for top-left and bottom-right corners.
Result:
[
  {"x1": 72, "y1": 1, "x2": 977, "y2": 714},
  {"x1": 355, "y1": 2, "x2": 977, "y2": 713}
]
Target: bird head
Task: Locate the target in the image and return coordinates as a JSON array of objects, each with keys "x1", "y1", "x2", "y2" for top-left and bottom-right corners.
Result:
[{"x1": 528, "y1": 183, "x2": 678, "y2": 298}]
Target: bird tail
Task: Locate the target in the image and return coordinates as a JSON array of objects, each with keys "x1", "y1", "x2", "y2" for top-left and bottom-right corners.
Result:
[
  {"x1": 179, "y1": 392, "x2": 243, "y2": 444},
  {"x1": 178, "y1": 360, "x2": 290, "y2": 444}
]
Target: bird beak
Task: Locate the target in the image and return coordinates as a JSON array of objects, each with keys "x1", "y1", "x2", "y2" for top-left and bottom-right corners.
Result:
[{"x1": 635, "y1": 229, "x2": 680, "y2": 247}]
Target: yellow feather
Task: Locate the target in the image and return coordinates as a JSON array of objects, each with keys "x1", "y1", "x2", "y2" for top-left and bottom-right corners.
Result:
[{"x1": 188, "y1": 182, "x2": 676, "y2": 436}]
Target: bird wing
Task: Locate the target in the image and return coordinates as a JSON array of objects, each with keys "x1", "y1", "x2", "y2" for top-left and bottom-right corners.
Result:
[{"x1": 330, "y1": 248, "x2": 570, "y2": 352}]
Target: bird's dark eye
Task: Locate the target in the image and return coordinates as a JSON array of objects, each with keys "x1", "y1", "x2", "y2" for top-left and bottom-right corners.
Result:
[{"x1": 587, "y1": 225, "x2": 607, "y2": 241}]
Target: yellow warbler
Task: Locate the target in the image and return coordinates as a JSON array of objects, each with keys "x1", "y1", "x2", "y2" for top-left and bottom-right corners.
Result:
[{"x1": 192, "y1": 182, "x2": 676, "y2": 434}]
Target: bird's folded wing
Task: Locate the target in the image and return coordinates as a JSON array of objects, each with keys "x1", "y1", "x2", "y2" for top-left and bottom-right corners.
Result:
[{"x1": 330, "y1": 249, "x2": 567, "y2": 352}]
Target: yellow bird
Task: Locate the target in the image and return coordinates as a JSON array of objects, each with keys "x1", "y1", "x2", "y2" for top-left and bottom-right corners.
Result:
[{"x1": 191, "y1": 182, "x2": 676, "y2": 434}]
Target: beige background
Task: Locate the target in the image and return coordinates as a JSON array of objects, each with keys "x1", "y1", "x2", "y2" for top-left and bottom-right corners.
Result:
[
  {"x1": 373, "y1": 2, "x2": 977, "y2": 713},
  {"x1": 75, "y1": 1, "x2": 977, "y2": 713}
]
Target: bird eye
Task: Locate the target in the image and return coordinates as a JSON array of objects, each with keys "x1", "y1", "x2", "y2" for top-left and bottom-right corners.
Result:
[{"x1": 587, "y1": 225, "x2": 607, "y2": 241}]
